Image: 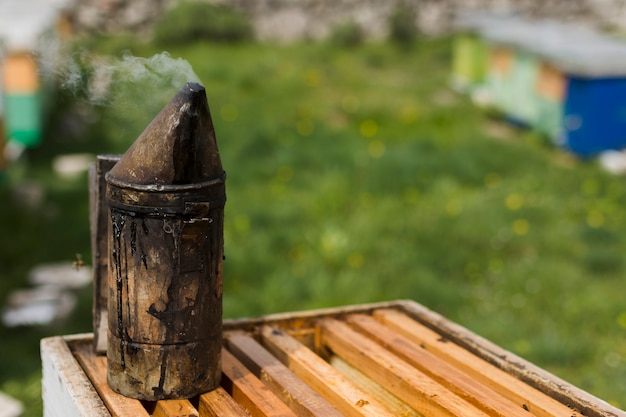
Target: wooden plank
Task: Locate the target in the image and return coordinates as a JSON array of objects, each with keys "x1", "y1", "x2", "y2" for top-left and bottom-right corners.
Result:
[
  {"x1": 41, "y1": 336, "x2": 111, "y2": 417},
  {"x1": 346, "y1": 314, "x2": 529, "y2": 417},
  {"x1": 89, "y1": 154, "x2": 120, "y2": 353},
  {"x1": 153, "y1": 399, "x2": 199, "y2": 417},
  {"x1": 225, "y1": 332, "x2": 342, "y2": 417},
  {"x1": 373, "y1": 309, "x2": 582, "y2": 417},
  {"x1": 71, "y1": 341, "x2": 150, "y2": 417},
  {"x1": 329, "y1": 355, "x2": 423, "y2": 417},
  {"x1": 319, "y1": 318, "x2": 490, "y2": 417},
  {"x1": 260, "y1": 325, "x2": 395, "y2": 417},
  {"x1": 221, "y1": 347, "x2": 296, "y2": 417},
  {"x1": 222, "y1": 300, "x2": 404, "y2": 333},
  {"x1": 199, "y1": 387, "x2": 250, "y2": 417}
]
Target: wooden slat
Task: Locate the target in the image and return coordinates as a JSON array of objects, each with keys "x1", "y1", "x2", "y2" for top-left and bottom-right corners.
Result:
[
  {"x1": 153, "y1": 399, "x2": 199, "y2": 417},
  {"x1": 345, "y1": 314, "x2": 529, "y2": 417},
  {"x1": 199, "y1": 387, "x2": 250, "y2": 417},
  {"x1": 225, "y1": 332, "x2": 342, "y2": 417},
  {"x1": 71, "y1": 343, "x2": 149, "y2": 417},
  {"x1": 373, "y1": 309, "x2": 582, "y2": 417},
  {"x1": 260, "y1": 325, "x2": 395, "y2": 417},
  {"x1": 222, "y1": 301, "x2": 405, "y2": 333},
  {"x1": 319, "y1": 318, "x2": 490, "y2": 417},
  {"x1": 221, "y1": 347, "x2": 297, "y2": 417},
  {"x1": 89, "y1": 155, "x2": 120, "y2": 353},
  {"x1": 329, "y1": 355, "x2": 423, "y2": 417}
]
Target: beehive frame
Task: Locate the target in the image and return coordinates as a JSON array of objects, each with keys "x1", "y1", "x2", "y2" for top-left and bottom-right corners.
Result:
[{"x1": 42, "y1": 300, "x2": 625, "y2": 417}]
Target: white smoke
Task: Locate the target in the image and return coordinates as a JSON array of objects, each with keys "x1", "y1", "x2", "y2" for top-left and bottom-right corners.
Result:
[
  {"x1": 100, "y1": 52, "x2": 201, "y2": 104},
  {"x1": 37, "y1": 40, "x2": 203, "y2": 147},
  {"x1": 38, "y1": 41, "x2": 201, "y2": 106}
]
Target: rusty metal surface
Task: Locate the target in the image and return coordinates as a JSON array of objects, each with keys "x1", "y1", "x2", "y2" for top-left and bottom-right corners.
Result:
[{"x1": 105, "y1": 82, "x2": 226, "y2": 400}]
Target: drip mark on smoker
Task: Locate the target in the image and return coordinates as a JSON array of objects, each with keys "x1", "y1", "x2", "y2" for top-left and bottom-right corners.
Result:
[
  {"x1": 111, "y1": 210, "x2": 127, "y2": 369},
  {"x1": 153, "y1": 350, "x2": 169, "y2": 398},
  {"x1": 138, "y1": 218, "x2": 149, "y2": 270},
  {"x1": 130, "y1": 219, "x2": 137, "y2": 255}
]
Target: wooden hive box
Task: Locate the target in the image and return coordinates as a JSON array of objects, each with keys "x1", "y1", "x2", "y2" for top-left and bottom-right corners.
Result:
[{"x1": 41, "y1": 300, "x2": 625, "y2": 417}]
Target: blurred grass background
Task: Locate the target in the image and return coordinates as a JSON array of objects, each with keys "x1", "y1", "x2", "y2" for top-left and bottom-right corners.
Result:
[{"x1": 1, "y1": 4, "x2": 625, "y2": 414}]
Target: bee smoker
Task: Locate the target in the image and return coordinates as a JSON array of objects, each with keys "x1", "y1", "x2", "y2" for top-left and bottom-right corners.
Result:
[{"x1": 105, "y1": 82, "x2": 226, "y2": 400}]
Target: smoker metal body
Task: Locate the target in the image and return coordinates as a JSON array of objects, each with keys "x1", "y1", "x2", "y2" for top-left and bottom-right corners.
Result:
[{"x1": 104, "y1": 82, "x2": 225, "y2": 400}]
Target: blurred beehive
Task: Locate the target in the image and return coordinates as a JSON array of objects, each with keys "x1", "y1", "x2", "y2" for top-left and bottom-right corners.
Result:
[
  {"x1": 0, "y1": 0, "x2": 73, "y2": 164},
  {"x1": 452, "y1": 13, "x2": 626, "y2": 157}
]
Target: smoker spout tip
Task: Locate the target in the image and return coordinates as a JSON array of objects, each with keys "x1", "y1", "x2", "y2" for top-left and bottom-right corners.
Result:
[
  {"x1": 185, "y1": 82, "x2": 204, "y2": 93},
  {"x1": 107, "y1": 81, "x2": 223, "y2": 186},
  {"x1": 182, "y1": 82, "x2": 208, "y2": 109}
]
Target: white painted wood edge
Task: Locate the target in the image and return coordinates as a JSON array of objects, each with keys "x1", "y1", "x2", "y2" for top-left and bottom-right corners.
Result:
[{"x1": 41, "y1": 334, "x2": 110, "y2": 417}]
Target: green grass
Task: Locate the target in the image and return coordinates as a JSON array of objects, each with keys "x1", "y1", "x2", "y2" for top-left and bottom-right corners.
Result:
[{"x1": 1, "y1": 36, "x2": 625, "y2": 415}]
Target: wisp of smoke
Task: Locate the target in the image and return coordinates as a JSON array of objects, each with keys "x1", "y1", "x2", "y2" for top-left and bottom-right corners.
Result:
[
  {"x1": 40, "y1": 42, "x2": 200, "y2": 105},
  {"x1": 37, "y1": 40, "x2": 203, "y2": 146},
  {"x1": 95, "y1": 51, "x2": 201, "y2": 105}
]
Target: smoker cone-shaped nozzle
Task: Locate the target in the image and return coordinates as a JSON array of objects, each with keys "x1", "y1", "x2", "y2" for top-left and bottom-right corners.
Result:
[{"x1": 108, "y1": 82, "x2": 224, "y2": 187}]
